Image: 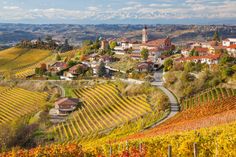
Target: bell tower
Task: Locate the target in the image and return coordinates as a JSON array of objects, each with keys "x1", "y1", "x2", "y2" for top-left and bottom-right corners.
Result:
[{"x1": 142, "y1": 25, "x2": 148, "y2": 44}]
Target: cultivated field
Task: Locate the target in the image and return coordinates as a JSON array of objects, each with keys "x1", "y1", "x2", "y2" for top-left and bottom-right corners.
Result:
[
  {"x1": 0, "y1": 47, "x2": 52, "y2": 73},
  {"x1": 0, "y1": 86, "x2": 48, "y2": 124},
  {"x1": 53, "y1": 83, "x2": 153, "y2": 142}
]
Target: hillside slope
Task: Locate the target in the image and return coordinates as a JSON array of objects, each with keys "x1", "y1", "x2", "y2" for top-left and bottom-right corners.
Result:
[{"x1": 0, "y1": 47, "x2": 52, "y2": 73}]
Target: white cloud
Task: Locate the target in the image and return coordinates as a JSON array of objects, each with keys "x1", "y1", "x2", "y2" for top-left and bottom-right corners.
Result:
[
  {"x1": 3, "y1": 6, "x2": 20, "y2": 10},
  {"x1": 0, "y1": 0, "x2": 236, "y2": 22}
]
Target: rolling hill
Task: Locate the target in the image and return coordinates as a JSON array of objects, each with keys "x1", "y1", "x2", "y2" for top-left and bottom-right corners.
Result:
[{"x1": 0, "y1": 47, "x2": 52, "y2": 73}]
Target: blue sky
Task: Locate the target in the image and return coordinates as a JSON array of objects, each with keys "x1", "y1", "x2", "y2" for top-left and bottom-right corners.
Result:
[{"x1": 0, "y1": 0, "x2": 236, "y2": 24}]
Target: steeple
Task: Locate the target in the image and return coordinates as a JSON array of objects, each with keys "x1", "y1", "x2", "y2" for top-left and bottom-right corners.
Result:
[{"x1": 142, "y1": 25, "x2": 148, "y2": 44}]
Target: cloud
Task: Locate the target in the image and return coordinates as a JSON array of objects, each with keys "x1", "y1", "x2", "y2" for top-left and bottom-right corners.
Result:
[
  {"x1": 3, "y1": 6, "x2": 20, "y2": 10},
  {"x1": 0, "y1": 0, "x2": 235, "y2": 23}
]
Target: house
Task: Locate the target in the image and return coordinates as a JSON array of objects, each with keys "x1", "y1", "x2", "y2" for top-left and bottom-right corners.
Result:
[
  {"x1": 140, "y1": 37, "x2": 172, "y2": 51},
  {"x1": 49, "y1": 97, "x2": 81, "y2": 116},
  {"x1": 64, "y1": 63, "x2": 89, "y2": 78},
  {"x1": 49, "y1": 62, "x2": 68, "y2": 73},
  {"x1": 181, "y1": 48, "x2": 191, "y2": 57},
  {"x1": 222, "y1": 38, "x2": 236, "y2": 47},
  {"x1": 227, "y1": 44, "x2": 236, "y2": 57},
  {"x1": 176, "y1": 54, "x2": 221, "y2": 65},
  {"x1": 136, "y1": 62, "x2": 154, "y2": 72},
  {"x1": 100, "y1": 55, "x2": 114, "y2": 64},
  {"x1": 194, "y1": 47, "x2": 210, "y2": 56}
]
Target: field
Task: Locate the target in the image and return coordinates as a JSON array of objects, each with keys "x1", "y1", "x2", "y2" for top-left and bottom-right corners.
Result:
[
  {"x1": 52, "y1": 83, "x2": 156, "y2": 142},
  {"x1": 0, "y1": 47, "x2": 52, "y2": 73},
  {"x1": 181, "y1": 87, "x2": 236, "y2": 110},
  {"x1": 0, "y1": 86, "x2": 48, "y2": 124},
  {"x1": 2, "y1": 121, "x2": 236, "y2": 156}
]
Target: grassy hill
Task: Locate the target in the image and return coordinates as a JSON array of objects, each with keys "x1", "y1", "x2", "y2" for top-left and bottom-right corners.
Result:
[{"x1": 0, "y1": 47, "x2": 52, "y2": 73}]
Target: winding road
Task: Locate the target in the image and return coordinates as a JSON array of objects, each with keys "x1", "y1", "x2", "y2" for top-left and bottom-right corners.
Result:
[{"x1": 121, "y1": 69, "x2": 179, "y2": 128}]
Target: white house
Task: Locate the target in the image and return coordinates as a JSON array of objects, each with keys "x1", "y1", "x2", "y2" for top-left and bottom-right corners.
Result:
[
  {"x1": 227, "y1": 44, "x2": 236, "y2": 57},
  {"x1": 177, "y1": 54, "x2": 221, "y2": 65},
  {"x1": 222, "y1": 38, "x2": 236, "y2": 47}
]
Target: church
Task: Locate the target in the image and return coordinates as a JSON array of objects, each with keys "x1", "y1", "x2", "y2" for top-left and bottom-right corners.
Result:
[
  {"x1": 113, "y1": 26, "x2": 173, "y2": 55},
  {"x1": 140, "y1": 26, "x2": 173, "y2": 52}
]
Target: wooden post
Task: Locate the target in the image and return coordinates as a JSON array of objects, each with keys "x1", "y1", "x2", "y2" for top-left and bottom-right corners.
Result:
[
  {"x1": 168, "y1": 145, "x2": 172, "y2": 157},
  {"x1": 139, "y1": 142, "x2": 142, "y2": 152},
  {"x1": 126, "y1": 140, "x2": 129, "y2": 151},
  {"x1": 109, "y1": 145, "x2": 112, "y2": 157},
  {"x1": 193, "y1": 143, "x2": 198, "y2": 157}
]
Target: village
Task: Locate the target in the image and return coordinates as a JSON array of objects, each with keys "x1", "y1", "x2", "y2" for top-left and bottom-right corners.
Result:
[
  {"x1": 34, "y1": 26, "x2": 236, "y2": 122},
  {"x1": 28, "y1": 26, "x2": 236, "y2": 81}
]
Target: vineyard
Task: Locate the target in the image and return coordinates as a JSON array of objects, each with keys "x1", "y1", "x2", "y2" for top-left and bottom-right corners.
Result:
[
  {"x1": 181, "y1": 87, "x2": 236, "y2": 110},
  {"x1": 52, "y1": 83, "x2": 155, "y2": 142},
  {"x1": 0, "y1": 47, "x2": 52, "y2": 77},
  {"x1": 13, "y1": 54, "x2": 55, "y2": 79},
  {"x1": 0, "y1": 86, "x2": 48, "y2": 124},
  {"x1": 1, "y1": 121, "x2": 235, "y2": 156}
]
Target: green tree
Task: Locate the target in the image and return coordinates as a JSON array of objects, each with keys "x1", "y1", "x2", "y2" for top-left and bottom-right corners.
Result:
[
  {"x1": 68, "y1": 60, "x2": 77, "y2": 67},
  {"x1": 97, "y1": 62, "x2": 107, "y2": 77},
  {"x1": 56, "y1": 54, "x2": 61, "y2": 61},
  {"x1": 109, "y1": 41, "x2": 117, "y2": 50},
  {"x1": 141, "y1": 48, "x2": 149, "y2": 60},
  {"x1": 163, "y1": 58, "x2": 173, "y2": 71},
  {"x1": 83, "y1": 40, "x2": 93, "y2": 47},
  {"x1": 213, "y1": 30, "x2": 220, "y2": 42}
]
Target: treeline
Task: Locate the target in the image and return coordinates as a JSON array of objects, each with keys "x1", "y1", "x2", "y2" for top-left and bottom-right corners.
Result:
[{"x1": 16, "y1": 36, "x2": 73, "y2": 53}]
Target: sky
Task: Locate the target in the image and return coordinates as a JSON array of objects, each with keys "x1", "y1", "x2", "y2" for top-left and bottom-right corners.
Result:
[{"x1": 0, "y1": 0, "x2": 236, "y2": 24}]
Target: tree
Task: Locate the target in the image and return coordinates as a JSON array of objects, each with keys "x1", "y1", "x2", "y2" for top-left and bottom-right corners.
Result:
[
  {"x1": 82, "y1": 40, "x2": 93, "y2": 47},
  {"x1": 97, "y1": 62, "x2": 107, "y2": 77},
  {"x1": 56, "y1": 54, "x2": 61, "y2": 61},
  {"x1": 141, "y1": 48, "x2": 149, "y2": 60},
  {"x1": 109, "y1": 41, "x2": 117, "y2": 50},
  {"x1": 163, "y1": 58, "x2": 173, "y2": 71},
  {"x1": 213, "y1": 30, "x2": 220, "y2": 42},
  {"x1": 68, "y1": 60, "x2": 77, "y2": 67}
]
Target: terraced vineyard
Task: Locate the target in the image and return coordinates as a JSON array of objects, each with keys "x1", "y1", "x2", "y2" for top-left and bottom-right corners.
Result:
[
  {"x1": 0, "y1": 47, "x2": 52, "y2": 78},
  {"x1": 53, "y1": 84, "x2": 153, "y2": 142},
  {"x1": 181, "y1": 87, "x2": 236, "y2": 110},
  {"x1": 14, "y1": 54, "x2": 55, "y2": 79},
  {"x1": 0, "y1": 86, "x2": 48, "y2": 124}
]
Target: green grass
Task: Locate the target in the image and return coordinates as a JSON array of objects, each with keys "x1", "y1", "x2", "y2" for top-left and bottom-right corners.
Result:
[{"x1": 64, "y1": 87, "x2": 77, "y2": 98}]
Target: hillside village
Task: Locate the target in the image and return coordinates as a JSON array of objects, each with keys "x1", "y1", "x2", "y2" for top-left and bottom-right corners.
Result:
[
  {"x1": 0, "y1": 25, "x2": 236, "y2": 156},
  {"x1": 14, "y1": 26, "x2": 235, "y2": 82}
]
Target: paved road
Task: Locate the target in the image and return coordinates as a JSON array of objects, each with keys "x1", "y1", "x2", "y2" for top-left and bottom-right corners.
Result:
[
  {"x1": 150, "y1": 70, "x2": 179, "y2": 128},
  {"x1": 121, "y1": 70, "x2": 179, "y2": 129}
]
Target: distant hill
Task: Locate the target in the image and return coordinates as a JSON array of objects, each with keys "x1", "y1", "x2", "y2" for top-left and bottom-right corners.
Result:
[{"x1": 0, "y1": 23, "x2": 236, "y2": 46}]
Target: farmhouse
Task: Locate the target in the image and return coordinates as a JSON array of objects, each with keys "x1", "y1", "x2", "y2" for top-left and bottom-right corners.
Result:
[
  {"x1": 227, "y1": 44, "x2": 236, "y2": 57},
  {"x1": 49, "y1": 97, "x2": 81, "y2": 116},
  {"x1": 48, "y1": 62, "x2": 68, "y2": 73},
  {"x1": 64, "y1": 63, "x2": 89, "y2": 78}
]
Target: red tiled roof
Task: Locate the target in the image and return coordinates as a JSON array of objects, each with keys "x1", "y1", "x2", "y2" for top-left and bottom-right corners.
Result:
[
  {"x1": 55, "y1": 98, "x2": 80, "y2": 109},
  {"x1": 223, "y1": 38, "x2": 230, "y2": 41},
  {"x1": 143, "y1": 38, "x2": 166, "y2": 47},
  {"x1": 51, "y1": 62, "x2": 68, "y2": 69},
  {"x1": 194, "y1": 47, "x2": 209, "y2": 53},
  {"x1": 69, "y1": 64, "x2": 88, "y2": 74},
  {"x1": 177, "y1": 54, "x2": 221, "y2": 62},
  {"x1": 228, "y1": 44, "x2": 236, "y2": 49}
]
